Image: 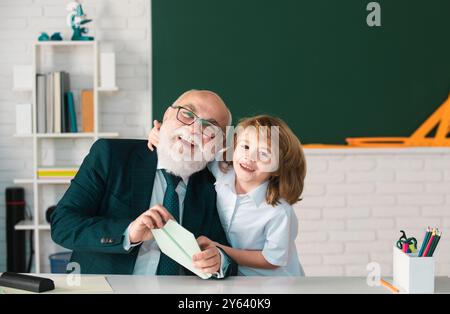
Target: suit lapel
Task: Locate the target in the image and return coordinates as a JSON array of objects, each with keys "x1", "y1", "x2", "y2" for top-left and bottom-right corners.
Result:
[{"x1": 131, "y1": 145, "x2": 157, "y2": 215}]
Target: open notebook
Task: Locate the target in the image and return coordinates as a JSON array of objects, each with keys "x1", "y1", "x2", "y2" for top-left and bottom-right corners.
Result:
[{"x1": 152, "y1": 220, "x2": 212, "y2": 279}]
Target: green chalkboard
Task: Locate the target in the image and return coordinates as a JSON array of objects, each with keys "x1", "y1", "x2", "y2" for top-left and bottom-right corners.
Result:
[{"x1": 152, "y1": 0, "x2": 450, "y2": 144}]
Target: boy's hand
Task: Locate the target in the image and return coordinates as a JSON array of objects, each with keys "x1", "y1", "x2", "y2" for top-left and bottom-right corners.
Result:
[
  {"x1": 193, "y1": 236, "x2": 221, "y2": 274},
  {"x1": 147, "y1": 120, "x2": 161, "y2": 151}
]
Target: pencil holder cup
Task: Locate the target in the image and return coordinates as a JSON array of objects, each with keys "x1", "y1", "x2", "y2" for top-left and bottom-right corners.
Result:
[{"x1": 393, "y1": 246, "x2": 435, "y2": 294}]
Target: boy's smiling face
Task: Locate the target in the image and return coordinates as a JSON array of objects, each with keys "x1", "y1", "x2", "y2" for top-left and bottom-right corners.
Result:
[{"x1": 233, "y1": 127, "x2": 274, "y2": 188}]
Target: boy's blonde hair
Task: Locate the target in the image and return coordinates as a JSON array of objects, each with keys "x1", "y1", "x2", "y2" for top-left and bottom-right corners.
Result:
[{"x1": 235, "y1": 115, "x2": 307, "y2": 206}]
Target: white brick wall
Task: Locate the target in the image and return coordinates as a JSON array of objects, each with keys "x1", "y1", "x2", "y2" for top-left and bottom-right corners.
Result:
[
  {"x1": 297, "y1": 149, "x2": 450, "y2": 277},
  {"x1": 0, "y1": 0, "x2": 151, "y2": 272}
]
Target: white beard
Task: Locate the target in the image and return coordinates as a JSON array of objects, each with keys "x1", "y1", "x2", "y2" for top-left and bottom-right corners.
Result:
[{"x1": 157, "y1": 123, "x2": 214, "y2": 180}]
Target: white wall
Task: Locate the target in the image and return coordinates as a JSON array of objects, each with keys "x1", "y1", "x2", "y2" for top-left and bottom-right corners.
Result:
[
  {"x1": 296, "y1": 148, "x2": 450, "y2": 276},
  {"x1": 0, "y1": 0, "x2": 449, "y2": 278},
  {"x1": 0, "y1": 0, "x2": 151, "y2": 272}
]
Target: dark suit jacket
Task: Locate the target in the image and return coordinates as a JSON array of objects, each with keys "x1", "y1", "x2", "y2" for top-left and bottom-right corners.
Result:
[{"x1": 51, "y1": 139, "x2": 236, "y2": 276}]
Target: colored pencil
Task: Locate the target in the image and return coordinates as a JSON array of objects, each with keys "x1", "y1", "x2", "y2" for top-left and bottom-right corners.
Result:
[
  {"x1": 422, "y1": 228, "x2": 436, "y2": 257},
  {"x1": 380, "y1": 278, "x2": 399, "y2": 294},
  {"x1": 418, "y1": 227, "x2": 431, "y2": 257},
  {"x1": 428, "y1": 230, "x2": 442, "y2": 257}
]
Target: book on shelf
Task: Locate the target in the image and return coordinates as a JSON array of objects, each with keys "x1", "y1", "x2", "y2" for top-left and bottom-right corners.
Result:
[
  {"x1": 60, "y1": 71, "x2": 71, "y2": 133},
  {"x1": 53, "y1": 71, "x2": 61, "y2": 133},
  {"x1": 81, "y1": 90, "x2": 94, "y2": 132},
  {"x1": 66, "y1": 91, "x2": 78, "y2": 133},
  {"x1": 45, "y1": 73, "x2": 54, "y2": 133},
  {"x1": 36, "y1": 71, "x2": 78, "y2": 134},
  {"x1": 37, "y1": 166, "x2": 78, "y2": 179},
  {"x1": 36, "y1": 74, "x2": 46, "y2": 133}
]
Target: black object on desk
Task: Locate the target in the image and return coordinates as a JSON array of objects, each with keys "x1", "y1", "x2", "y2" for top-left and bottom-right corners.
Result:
[
  {"x1": 0, "y1": 272, "x2": 55, "y2": 293},
  {"x1": 6, "y1": 187, "x2": 26, "y2": 272}
]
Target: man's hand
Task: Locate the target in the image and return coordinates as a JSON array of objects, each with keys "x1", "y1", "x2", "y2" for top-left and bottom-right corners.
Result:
[
  {"x1": 147, "y1": 120, "x2": 161, "y2": 151},
  {"x1": 128, "y1": 204, "x2": 174, "y2": 243},
  {"x1": 193, "y1": 236, "x2": 221, "y2": 274}
]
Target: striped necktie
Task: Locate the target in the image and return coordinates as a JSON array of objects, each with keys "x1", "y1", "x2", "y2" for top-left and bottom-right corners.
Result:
[{"x1": 156, "y1": 169, "x2": 182, "y2": 275}]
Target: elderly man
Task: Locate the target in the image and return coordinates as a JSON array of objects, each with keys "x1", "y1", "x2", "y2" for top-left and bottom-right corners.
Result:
[{"x1": 51, "y1": 90, "x2": 236, "y2": 277}]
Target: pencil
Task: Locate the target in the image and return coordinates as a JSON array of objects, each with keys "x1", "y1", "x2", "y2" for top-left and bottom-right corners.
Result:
[
  {"x1": 418, "y1": 227, "x2": 431, "y2": 257},
  {"x1": 380, "y1": 278, "x2": 399, "y2": 294},
  {"x1": 422, "y1": 228, "x2": 436, "y2": 257},
  {"x1": 429, "y1": 230, "x2": 442, "y2": 257}
]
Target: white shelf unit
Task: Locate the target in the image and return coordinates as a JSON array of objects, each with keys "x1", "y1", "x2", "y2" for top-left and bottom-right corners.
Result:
[
  {"x1": 13, "y1": 40, "x2": 119, "y2": 274},
  {"x1": 13, "y1": 179, "x2": 72, "y2": 185},
  {"x1": 13, "y1": 132, "x2": 119, "y2": 138},
  {"x1": 97, "y1": 86, "x2": 119, "y2": 92}
]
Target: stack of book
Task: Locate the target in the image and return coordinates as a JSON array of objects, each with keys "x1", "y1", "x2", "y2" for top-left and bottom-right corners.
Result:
[
  {"x1": 36, "y1": 71, "x2": 79, "y2": 133},
  {"x1": 37, "y1": 166, "x2": 78, "y2": 180}
]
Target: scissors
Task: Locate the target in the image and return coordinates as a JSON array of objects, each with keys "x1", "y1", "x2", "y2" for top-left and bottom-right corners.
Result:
[{"x1": 396, "y1": 230, "x2": 417, "y2": 253}]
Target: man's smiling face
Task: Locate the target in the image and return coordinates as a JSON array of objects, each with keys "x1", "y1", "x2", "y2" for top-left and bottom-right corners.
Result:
[{"x1": 157, "y1": 90, "x2": 231, "y2": 178}]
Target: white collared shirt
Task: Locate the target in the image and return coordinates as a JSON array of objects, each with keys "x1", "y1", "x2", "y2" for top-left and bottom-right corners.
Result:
[{"x1": 209, "y1": 161, "x2": 305, "y2": 276}]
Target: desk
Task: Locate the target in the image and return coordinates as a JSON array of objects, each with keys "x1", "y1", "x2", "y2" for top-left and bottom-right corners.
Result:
[
  {"x1": 105, "y1": 276, "x2": 450, "y2": 294},
  {"x1": 2, "y1": 275, "x2": 450, "y2": 294}
]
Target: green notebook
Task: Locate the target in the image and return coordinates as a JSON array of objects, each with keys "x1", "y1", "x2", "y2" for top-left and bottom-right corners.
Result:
[{"x1": 152, "y1": 220, "x2": 212, "y2": 279}]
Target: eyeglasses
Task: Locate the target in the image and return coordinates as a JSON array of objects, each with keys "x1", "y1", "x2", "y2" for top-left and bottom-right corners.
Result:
[{"x1": 171, "y1": 105, "x2": 224, "y2": 139}]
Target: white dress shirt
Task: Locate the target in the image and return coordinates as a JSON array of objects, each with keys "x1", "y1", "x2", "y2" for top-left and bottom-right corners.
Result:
[
  {"x1": 123, "y1": 161, "x2": 226, "y2": 277},
  {"x1": 209, "y1": 161, "x2": 305, "y2": 276}
]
